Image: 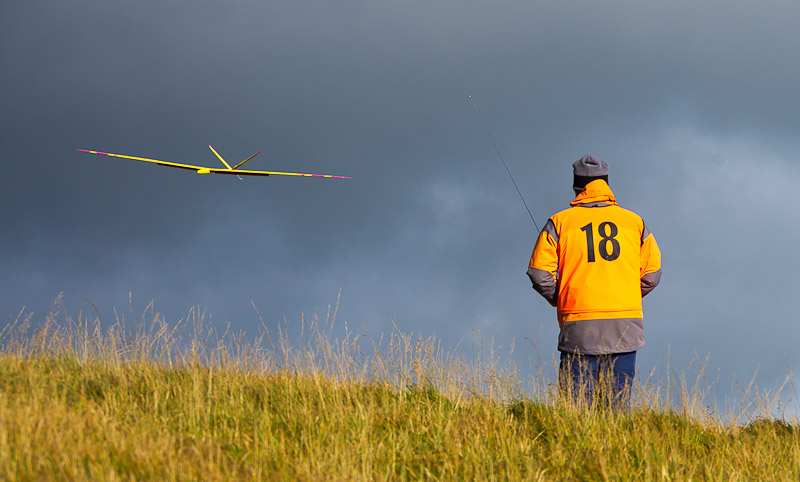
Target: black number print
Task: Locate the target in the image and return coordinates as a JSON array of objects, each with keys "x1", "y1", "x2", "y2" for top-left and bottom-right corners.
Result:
[
  {"x1": 581, "y1": 223, "x2": 596, "y2": 262},
  {"x1": 597, "y1": 221, "x2": 620, "y2": 261},
  {"x1": 580, "y1": 222, "x2": 620, "y2": 262}
]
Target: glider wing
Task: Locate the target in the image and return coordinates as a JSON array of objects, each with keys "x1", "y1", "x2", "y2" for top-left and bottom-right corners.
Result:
[
  {"x1": 77, "y1": 149, "x2": 351, "y2": 179},
  {"x1": 204, "y1": 167, "x2": 351, "y2": 178}
]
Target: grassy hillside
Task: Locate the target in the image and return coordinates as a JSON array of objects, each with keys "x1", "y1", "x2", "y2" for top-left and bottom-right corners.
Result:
[{"x1": 0, "y1": 300, "x2": 797, "y2": 481}]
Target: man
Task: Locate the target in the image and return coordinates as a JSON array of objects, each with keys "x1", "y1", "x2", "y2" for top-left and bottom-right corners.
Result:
[{"x1": 527, "y1": 155, "x2": 661, "y2": 409}]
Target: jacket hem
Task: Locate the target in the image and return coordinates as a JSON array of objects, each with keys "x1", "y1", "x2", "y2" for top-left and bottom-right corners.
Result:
[{"x1": 558, "y1": 317, "x2": 644, "y2": 355}]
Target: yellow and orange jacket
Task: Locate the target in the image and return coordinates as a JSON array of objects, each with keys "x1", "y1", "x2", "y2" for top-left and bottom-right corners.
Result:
[{"x1": 528, "y1": 179, "x2": 661, "y2": 354}]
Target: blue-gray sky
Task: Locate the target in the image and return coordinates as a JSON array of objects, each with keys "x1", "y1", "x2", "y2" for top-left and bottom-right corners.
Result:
[{"x1": 3, "y1": 0, "x2": 799, "y2": 409}]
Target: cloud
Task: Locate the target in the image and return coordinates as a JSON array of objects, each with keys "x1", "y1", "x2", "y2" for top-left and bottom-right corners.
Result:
[{"x1": 3, "y1": 0, "x2": 800, "y2": 411}]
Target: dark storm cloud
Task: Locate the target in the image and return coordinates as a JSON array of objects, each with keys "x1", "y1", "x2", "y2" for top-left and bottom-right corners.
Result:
[{"x1": 3, "y1": 0, "x2": 800, "y2": 408}]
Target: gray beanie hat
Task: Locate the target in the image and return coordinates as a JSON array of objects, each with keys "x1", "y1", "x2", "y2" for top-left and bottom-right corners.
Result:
[{"x1": 572, "y1": 155, "x2": 608, "y2": 190}]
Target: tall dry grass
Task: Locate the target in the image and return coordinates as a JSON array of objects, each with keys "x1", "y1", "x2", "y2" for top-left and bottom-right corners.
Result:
[{"x1": 0, "y1": 294, "x2": 797, "y2": 480}]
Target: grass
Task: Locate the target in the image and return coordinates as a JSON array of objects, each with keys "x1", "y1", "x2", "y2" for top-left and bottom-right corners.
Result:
[{"x1": 0, "y1": 296, "x2": 798, "y2": 481}]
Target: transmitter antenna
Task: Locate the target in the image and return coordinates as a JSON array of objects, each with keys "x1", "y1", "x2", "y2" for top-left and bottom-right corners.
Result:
[{"x1": 468, "y1": 95, "x2": 540, "y2": 231}]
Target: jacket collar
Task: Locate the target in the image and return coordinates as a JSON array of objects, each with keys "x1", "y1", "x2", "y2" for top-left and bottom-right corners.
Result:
[{"x1": 570, "y1": 179, "x2": 618, "y2": 207}]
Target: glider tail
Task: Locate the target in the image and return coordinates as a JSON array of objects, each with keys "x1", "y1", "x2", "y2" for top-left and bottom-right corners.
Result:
[
  {"x1": 208, "y1": 145, "x2": 233, "y2": 169},
  {"x1": 233, "y1": 151, "x2": 261, "y2": 170}
]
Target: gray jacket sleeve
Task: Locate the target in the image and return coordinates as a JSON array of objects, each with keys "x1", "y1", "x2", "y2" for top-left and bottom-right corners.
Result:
[
  {"x1": 639, "y1": 222, "x2": 662, "y2": 297},
  {"x1": 528, "y1": 267, "x2": 558, "y2": 307},
  {"x1": 641, "y1": 269, "x2": 662, "y2": 297},
  {"x1": 528, "y1": 218, "x2": 559, "y2": 307}
]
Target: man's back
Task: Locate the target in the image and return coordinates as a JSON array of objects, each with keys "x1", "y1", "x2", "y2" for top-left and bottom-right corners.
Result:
[
  {"x1": 545, "y1": 182, "x2": 653, "y2": 322},
  {"x1": 528, "y1": 165, "x2": 661, "y2": 355}
]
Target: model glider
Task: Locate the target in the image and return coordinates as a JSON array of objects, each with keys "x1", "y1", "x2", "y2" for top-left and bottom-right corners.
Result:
[{"x1": 77, "y1": 146, "x2": 351, "y2": 179}]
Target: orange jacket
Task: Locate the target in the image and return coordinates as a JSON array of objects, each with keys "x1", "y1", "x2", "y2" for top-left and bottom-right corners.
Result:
[{"x1": 528, "y1": 180, "x2": 661, "y2": 328}]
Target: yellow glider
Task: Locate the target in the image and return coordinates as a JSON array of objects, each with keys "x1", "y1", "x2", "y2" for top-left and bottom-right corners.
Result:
[{"x1": 77, "y1": 146, "x2": 351, "y2": 179}]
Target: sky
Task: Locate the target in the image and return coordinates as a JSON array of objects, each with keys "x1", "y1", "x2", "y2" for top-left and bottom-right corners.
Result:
[{"x1": 3, "y1": 0, "x2": 800, "y2": 413}]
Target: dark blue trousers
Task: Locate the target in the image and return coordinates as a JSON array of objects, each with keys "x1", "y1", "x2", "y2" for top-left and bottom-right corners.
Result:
[{"x1": 559, "y1": 351, "x2": 636, "y2": 410}]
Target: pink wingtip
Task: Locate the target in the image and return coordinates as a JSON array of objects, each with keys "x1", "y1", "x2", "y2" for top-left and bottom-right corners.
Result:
[
  {"x1": 305, "y1": 173, "x2": 351, "y2": 179},
  {"x1": 314, "y1": 174, "x2": 352, "y2": 179}
]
